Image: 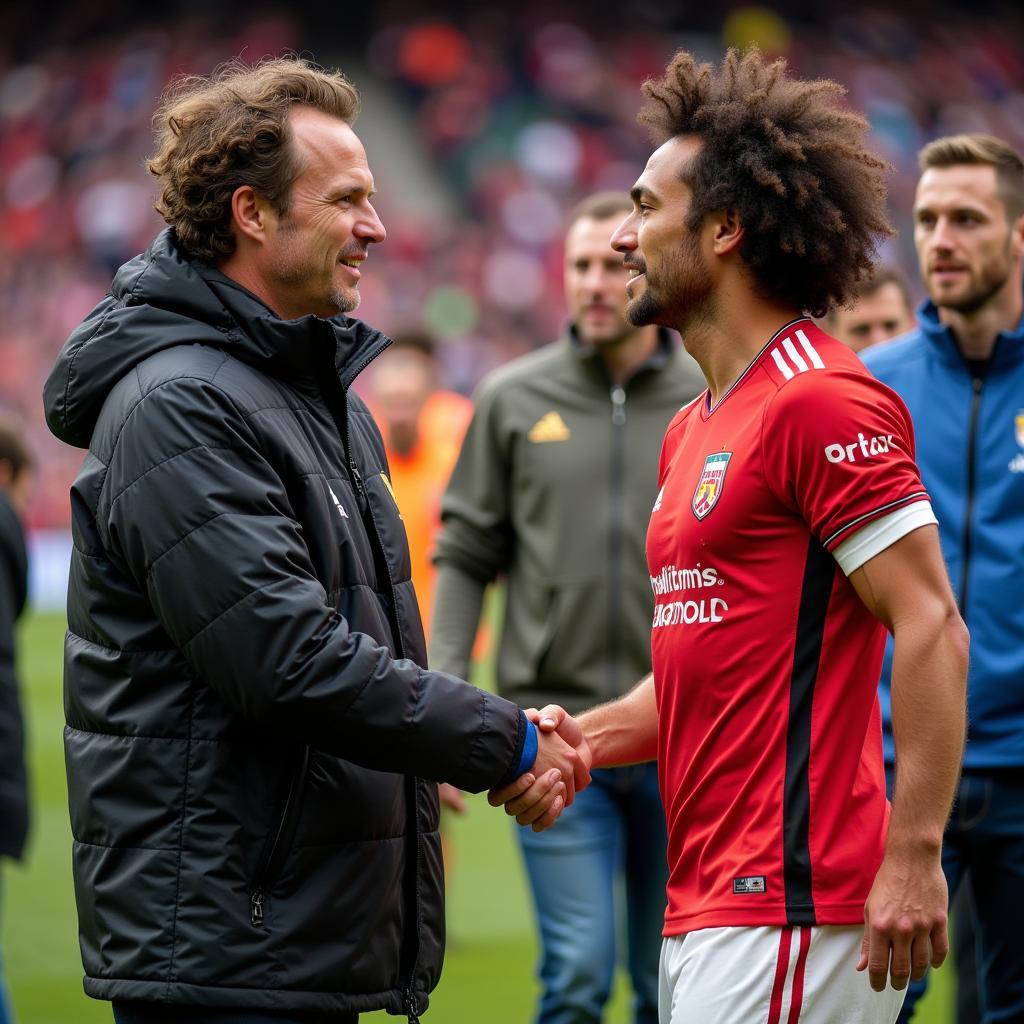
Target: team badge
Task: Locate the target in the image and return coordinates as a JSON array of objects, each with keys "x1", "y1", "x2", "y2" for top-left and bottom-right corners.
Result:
[
  {"x1": 691, "y1": 452, "x2": 732, "y2": 520},
  {"x1": 1015, "y1": 410, "x2": 1024, "y2": 449}
]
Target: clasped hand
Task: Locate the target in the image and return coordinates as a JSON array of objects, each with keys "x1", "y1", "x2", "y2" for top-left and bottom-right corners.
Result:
[{"x1": 488, "y1": 705, "x2": 592, "y2": 832}]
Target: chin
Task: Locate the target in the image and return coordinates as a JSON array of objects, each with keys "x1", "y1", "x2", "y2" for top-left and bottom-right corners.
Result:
[
  {"x1": 330, "y1": 289, "x2": 360, "y2": 315},
  {"x1": 626, "y1": 293, "x2": 667, "y2": 328}
]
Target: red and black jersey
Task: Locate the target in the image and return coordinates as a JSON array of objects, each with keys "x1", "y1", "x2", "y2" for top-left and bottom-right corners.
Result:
[{"x1": 648, "y1": 319, "x2": 931, "y2": 934}]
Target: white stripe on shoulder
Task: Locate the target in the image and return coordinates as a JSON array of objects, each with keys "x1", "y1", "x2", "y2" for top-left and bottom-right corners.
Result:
[
  {"x1": 679, "y1": 393, "x2": 706, "y2": 413},
  {"x1": 782, "y1": 337, "x2": 809, "y2": 372},
  {"x1": 771, "y1": 348, "x2": 795, "y2": 380},
  {"x1": 795, "y1": 328, "x2": 826, "y2": 369}
]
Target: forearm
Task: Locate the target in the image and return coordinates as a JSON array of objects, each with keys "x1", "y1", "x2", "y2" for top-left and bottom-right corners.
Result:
[
  {"x1": 428, "y1": 563, "x2": 488, "y2": 680},
  {"x1": 888, "y1": 609, "x2": 968, "y2": 852},
  {"x1": 578, "y1": 674, "x2": 658, "y2": 768}
]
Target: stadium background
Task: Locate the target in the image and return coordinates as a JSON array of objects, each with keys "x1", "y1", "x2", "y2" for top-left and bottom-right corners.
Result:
[{"x1": 4, "y1": 0, "x2": 1020, "y2": 1018}]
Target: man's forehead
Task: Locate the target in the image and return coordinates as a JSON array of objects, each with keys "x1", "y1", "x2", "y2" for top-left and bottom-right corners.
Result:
[
  {"x1": 566, "y1": 215, "x2": 623, "y2": 254},
  {"x1": 915, "y1": 164, "x2": 1000, "y2": 208},
  {"x1": 290, "y1": 107, "x2": 373, "y2": 183},
  {"x1": 634, "y1": 135, "x2": 702, "y2": 197}
]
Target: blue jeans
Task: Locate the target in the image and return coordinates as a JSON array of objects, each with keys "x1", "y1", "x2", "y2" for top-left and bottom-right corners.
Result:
[
  {"x1": 891, "y1": 768, "x2": 1024, "y2": 1023},
  {"x1": 517, "y1": 763, "x2": 667, "y2": 1024}
]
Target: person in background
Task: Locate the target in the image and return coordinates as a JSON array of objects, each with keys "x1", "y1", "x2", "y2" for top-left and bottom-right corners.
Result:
[
  {"x1": 862, "y1": 132, "x2": 1024, "y2": 1024},
  {"x1": 0, "y1": 414, "x2": 32, "y2": 1024},
  {"x1": 365, "y1": 332, "x2": 474, "y2": 819},
  {"x1": 432, "y1": 191, "x2": 705, "y2": 1024},
  {"x1": 826, "y1": 266, "x2": 915, "y2": 354},
  {"x1": 365, "y1": 332, "x2": 472, "y2": 639}
]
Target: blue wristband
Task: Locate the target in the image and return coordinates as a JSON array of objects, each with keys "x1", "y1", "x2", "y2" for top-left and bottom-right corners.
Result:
[{"x1": 515, "y1": 720, "x2": 539, "y2": 778}]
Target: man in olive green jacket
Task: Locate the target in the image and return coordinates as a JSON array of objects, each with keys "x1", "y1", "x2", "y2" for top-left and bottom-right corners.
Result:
[{"x1": 431, "y1": 193, "x2": 705, "y2": 1024}]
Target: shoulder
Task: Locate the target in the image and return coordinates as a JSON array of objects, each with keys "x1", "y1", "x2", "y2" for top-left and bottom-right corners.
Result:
[
  {"x1": 94, "y1": 346, "x2": 281, "y2": 464},
  {"x1": 477, "y1": 342, "x2": 573, "y2": 397},
  {"x1": 761, "y1": 327, "x2": 913, "y2": 441},
  {"x1": 859, "y1": 328, "x2": 929, "y2": 380},
  {"x1": 474, "y1": 341, "x2": 572, "y2": 403}
]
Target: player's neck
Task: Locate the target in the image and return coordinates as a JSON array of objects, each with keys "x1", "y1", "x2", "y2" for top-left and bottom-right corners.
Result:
[
  {"x1": 935, "y1": 283, "x2": 1023, "y2": 362},
  {"x1": 681, "y1": 292, "x2": 800, "y2": 404}
]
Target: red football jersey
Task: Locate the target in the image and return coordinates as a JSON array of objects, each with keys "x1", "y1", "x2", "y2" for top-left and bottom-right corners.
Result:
[{"x1": 648, "y1": 319, "x2": 929, "y2": 934}]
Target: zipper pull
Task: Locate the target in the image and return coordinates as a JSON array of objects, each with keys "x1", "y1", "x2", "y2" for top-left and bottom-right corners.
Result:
[
  {"x1": 250, "y1": 889, "x2": 265, "y2": 927},
  {"x1": 349, "y1": 459, "x2": 365, "y2": 496},
  {"x1": 611, "y1": 385, "x2": 626, "y2": 426},
  {"x1": 403, "y1": 987, "x2": 421, "y2": 1024}
]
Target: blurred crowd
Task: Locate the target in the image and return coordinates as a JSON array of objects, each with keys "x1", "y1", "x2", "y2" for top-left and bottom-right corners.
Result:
[{"x1": 1, "y1": 0, "x2": 1023, "y2": 529}]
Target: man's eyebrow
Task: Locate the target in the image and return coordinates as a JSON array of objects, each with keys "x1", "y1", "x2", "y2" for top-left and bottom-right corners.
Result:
[{"x1": 630, "y1": 184, "x2": 655, "y2": 204}]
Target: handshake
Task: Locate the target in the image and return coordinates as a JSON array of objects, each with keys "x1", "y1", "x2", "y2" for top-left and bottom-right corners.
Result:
[{"x1": 487, "y1": 706, "x2": 593, "y2": 833}]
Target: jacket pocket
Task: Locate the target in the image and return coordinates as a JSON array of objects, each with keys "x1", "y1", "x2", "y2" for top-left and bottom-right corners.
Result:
[{"x1": 248, "y1": 745, "x2": 309, "y2": 927}]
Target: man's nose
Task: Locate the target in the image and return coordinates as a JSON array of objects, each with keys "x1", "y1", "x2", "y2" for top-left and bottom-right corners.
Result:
[
  {"x1": 610, "y1": 212, "x2": 638, "y2": 254},
  {"x1": 358, "y1": 201, "x2": 387, "y2": 244}
]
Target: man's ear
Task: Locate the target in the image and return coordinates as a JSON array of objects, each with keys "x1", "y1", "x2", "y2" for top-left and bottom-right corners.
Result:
[
  {"x1": 712, "y1": 207, "x2": 744, "y2": 256},
  {"x1": 231, "y1": 186, "x2": 275, "y2": 245},
  {"x1": 1012, "y1": 211, "x2": 1024, "y2": 257}
]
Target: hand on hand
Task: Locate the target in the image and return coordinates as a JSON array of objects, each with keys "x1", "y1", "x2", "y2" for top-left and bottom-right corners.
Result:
[
  {"x1": 856, "y1": 846, "x2": 949, "y2": 992},
  {"x1": 487, "y1": 706, "x2": 593, "y2": 832}
]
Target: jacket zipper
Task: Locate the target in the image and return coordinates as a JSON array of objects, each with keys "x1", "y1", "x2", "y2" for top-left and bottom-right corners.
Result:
[
  {"x1": 324, "y1": 345, "x2": 421, "y2": 1005},
  {"x1": 249, "y1": 745, "x2": 310, "y2": 926},
  {"x1": 958, "y1": 373, "x2": 984, "y2": 617},
  {"x1": 608, "y1": 385, "x2": 627, "y2": 701}
]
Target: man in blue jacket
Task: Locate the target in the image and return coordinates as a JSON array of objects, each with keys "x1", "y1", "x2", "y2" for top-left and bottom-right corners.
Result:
[{"x1": 862, "y1": 133, "x2": 1024, "y2": 1023}]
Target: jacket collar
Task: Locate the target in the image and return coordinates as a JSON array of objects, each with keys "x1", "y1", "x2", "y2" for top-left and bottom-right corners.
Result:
[
  {"x1": 196, "y1": 264, "x2": 391, "y2": 390},
  {"x1": 566, "y1": 324, "x2": 674, "y2": 381},
  {"x1": 917, "y1": 298, "x2": 1024, "y2": 371}
]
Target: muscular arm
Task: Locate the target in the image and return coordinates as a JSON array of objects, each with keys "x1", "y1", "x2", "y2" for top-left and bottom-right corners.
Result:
[
  {"x1": 848, "y1": 523, "x2": 968, "y2": 991},
  {"x1": 576, "y1": 674, "x2": 658, "y2": 768}
]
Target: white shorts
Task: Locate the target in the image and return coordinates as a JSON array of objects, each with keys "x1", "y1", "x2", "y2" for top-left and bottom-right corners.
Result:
[{"x1": 658, "y1": 925, "x2": 906, "y2": 1024}]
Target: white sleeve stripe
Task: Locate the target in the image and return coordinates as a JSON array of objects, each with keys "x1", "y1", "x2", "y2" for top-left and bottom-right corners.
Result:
[
  {"x1": 782, "y1": 337, "x2": 810, "y2": 372},
  {"x1": 771, "y1": 348, "x2": 796, "y2": 379},
  {"x1": 832, "y1": 500, "x2": 938, "y2": 576},
  {"x1": 795, "y1": 329, "x2": 826, "y2": 369},
  {"x1": 823, "y1": 491, "x2": 929, "y2": 547}
]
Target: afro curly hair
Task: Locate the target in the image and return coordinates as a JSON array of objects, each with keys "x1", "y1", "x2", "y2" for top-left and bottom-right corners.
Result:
[{"x1": 639, "y1": 48, "x2": 893, "y2": 318}]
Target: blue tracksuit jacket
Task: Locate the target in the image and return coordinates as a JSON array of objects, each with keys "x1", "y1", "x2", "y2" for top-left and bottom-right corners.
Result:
[{"x1": 861, "y1": 300, "x2": 1024, "y2": 769}]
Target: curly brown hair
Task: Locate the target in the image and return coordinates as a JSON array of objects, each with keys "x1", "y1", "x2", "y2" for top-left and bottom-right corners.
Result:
[
  {"x1": 638, "y1": 49, "x2": 893, "y2": 318},
  {"x1": 148, "y1": 57, "x2": 360, "y2": 264}
]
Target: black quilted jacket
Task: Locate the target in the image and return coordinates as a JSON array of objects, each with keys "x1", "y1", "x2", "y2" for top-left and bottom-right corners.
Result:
[{"x1": 43, "y1": 229, "x2": 526, "y2": 1016}]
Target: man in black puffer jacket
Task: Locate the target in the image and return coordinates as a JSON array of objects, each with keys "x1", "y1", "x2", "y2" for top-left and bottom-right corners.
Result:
[{"x1": 42, "y1": 59, "x2": 585, "y2": 1024}]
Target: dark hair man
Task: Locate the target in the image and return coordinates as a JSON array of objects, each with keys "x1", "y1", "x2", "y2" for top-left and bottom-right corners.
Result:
[
  {"x1": 42, "y1": 58, "x2": 584, "y2": 1024},
  {"x1": 497, "y1": 49, "x2": 969, "y2": 1023},
  {"x1": 432, "y1": 191, "x2": 705, "y2": 1024},
  {"x1": 827, "y1": 267, "x2": 915, "y2": 353},
  {"x1": 861, "y1": 133, "x2": 1024, "y2": 1024},
  {"x1": 0, "y1": 415, "x2": 31, "y2": 1024}
]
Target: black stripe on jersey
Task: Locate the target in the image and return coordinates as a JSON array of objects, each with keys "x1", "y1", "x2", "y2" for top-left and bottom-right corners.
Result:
[
  {"x1": 822, "y1": 492, "x2": 930, "y2": 548},
  {"x1": 783, "y1": 537, "x2": 836, "y2": 926}
]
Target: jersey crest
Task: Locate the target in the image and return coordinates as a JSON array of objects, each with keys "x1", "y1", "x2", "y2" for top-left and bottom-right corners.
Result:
[{"x1": 692, "y1": 452, "x2": 732, "y2": 519}]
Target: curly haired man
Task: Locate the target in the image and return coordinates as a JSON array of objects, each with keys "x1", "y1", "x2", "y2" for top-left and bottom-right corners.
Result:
[{"x1": 495, "y1": 49, "x2": 969, "y2": 1024}]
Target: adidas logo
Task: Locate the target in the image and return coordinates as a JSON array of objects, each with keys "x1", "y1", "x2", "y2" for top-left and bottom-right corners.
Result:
[{"x1": 528, "y1": 411, "x2": 571, "y2": 443}]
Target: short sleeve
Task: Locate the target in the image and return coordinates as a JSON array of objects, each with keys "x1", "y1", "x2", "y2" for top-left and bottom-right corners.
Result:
[{"x1": 763, "y1": 370, "x2": 930, "y2": 555}]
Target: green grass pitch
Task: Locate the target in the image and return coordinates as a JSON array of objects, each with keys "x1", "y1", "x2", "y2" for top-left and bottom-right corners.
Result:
[{"x1": 3, "y1": 611, "x2": 953, "y2": 1022}]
